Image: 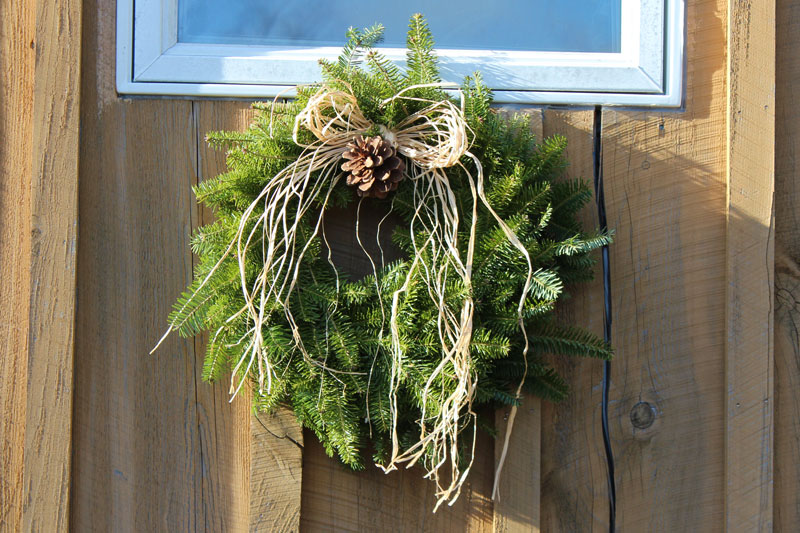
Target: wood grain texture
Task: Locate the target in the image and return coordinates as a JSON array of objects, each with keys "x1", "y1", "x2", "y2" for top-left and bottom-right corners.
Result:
[
  {"x1": 539, "y1": 109, "x2": 609, "y2": 532},
  {"x1": 600, "y1": 0, "x2": 729, "y2": 526},
  {"x1": 725, "y1": 0, "x2": 775, "y2": 529},
  {"x1": 774, "y1": 0, "x2": 800, "y2": 529},
  {"x1": 301, "y1": 426, "x2": 494, "y2": 532},
  {"x1": 71, "y1": 95, "x2": 205, "y2": 532},
  {"x1": 21, "y1": 0, "x2": 82, "y2": 530},
  {"x1": 492, "y1": 107, "x2": 543, "y2": 533},
  {"x1": 0, "y1": 0, "x2": 35, "y2": 530},
  {"x1": 251, "y1": 410, "x2": 303, "y2": 532},
  {"x1": 70, "y1": 0, "x2": 299, "y2": 529},
  {"x1": 542, "y1": 0, "x2": 731, "y2": 529},
  {"x1": 493, "y1": 396, "x2": 541, "y2": 533}
]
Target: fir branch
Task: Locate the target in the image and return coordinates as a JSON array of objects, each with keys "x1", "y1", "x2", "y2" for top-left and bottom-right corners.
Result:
[
  {"x1": 405, "y1": 14, "x2": 440, "y2": 87},
  {"x1": 162, "y1": 15, "x2": 613, "y2": 483},
  {"x1": 339, "y1": 24, "x2": 385, "y2": 72}
]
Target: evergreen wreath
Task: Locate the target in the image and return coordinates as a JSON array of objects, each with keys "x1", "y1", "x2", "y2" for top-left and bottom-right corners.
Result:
[{"x1": 155, "y1": 15, "x2": 613, "y2": 510}]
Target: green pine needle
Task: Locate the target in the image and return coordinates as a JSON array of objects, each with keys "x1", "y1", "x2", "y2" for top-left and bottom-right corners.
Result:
[{"x1": 164, "y1": 15, "x2": 613, "y2": 475}]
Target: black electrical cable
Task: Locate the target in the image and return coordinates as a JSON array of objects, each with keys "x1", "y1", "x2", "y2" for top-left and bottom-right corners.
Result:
[{"x1": 593, "y1": 105, "x2": 616, "y2": 532}]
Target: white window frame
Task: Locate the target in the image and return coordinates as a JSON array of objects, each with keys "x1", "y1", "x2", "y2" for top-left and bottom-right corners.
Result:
[{"x1": 116, "y1": 0, "x2": 684, "y2": 106}]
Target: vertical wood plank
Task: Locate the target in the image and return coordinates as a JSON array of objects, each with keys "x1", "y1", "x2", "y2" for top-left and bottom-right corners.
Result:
[
  {"x1": 0, "y1": 0, "x2": 35, "y2": 530},
  {"x1": 250, "y1": 411, "x2": 303, "y2": 531},
  {"x1": 22, "y1": 0, "x2": 82, "y2": 529},
  {"x1": 774, "y1": 0, "x2": 800, "y2": 529},
  {"x1": 493, "y1": 397, "x2": 541, "y2": 533},
  {"x1": 601, "y1": 102, "x2": 727, "y2": 528},
  {"x1": 194, "y1": 101, "x2": 304, "y2": 532},
  {"x1": 71, "y1": 97, "x2": 205, "y2": 531},
  {"x1": 725, "y1": 0, "x2": 775, "y2": 529},
  {"x1": 599, "y1": 0, "x2": 729, "y2": 527},
  {"x1": 193, "y1": 101, "x2": 257, "y2": 532},
  {"x1": 542, "y1": 0, "x2": 730, "y2": 529},
  {"x1": 72, "y1": 0, "x2": 306, "y2": 522},
  {"x1": 493, "y1": 107, "x2": 543, "y2": 533},
  {"x1": 539, "y1": 109, "x2": 608, "y2": 532}
]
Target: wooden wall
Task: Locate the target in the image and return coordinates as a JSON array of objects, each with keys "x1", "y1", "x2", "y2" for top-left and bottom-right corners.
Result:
[{"x1": 0, "y1": 0, "x2": 786, "y2": 531}]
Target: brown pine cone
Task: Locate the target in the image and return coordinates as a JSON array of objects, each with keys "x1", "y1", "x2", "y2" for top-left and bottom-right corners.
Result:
[{"x1": 341, "y1": 135, "x2": 405, "y2": 199}]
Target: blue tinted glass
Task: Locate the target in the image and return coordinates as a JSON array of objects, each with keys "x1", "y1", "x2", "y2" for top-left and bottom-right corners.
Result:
[{"x1": 178, "y1": 1, "x2": 622, "y2": 53}]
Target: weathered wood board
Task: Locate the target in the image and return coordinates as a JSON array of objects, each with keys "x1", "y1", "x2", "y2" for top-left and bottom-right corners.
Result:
[
  {"x1": 0, "y1": 0, "x2": 35, "y2": 530},
  {"x1": 775, "y1": 0, "x2": 800, "y2": 530},
  {"x1": 19, "y1": 0, "x2": 83, "y2": 530},
  {"x1": 301, "y1": 426, "x2": 494, "y2": 533},
  {"x1": 725, "y1": 0, "x2": 775, "y2": 529},
  {"x1": 539, "y1": 109, "x2": 610, "y2": 532}
]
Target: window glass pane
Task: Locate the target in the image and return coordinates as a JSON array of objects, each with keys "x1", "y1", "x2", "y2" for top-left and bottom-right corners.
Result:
[{"x1": 178, "y1": 0, "x2": 622, "y2": 53}]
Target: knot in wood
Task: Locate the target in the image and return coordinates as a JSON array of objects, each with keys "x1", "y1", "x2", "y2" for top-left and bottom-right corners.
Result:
[{"x1": 630, "y1": 401, "x2": 656, "y2": 429}]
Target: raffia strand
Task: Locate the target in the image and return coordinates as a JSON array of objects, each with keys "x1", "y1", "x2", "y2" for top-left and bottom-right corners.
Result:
[{"x1": 154, "y1": 83, "x2": 532, "y2": 510}]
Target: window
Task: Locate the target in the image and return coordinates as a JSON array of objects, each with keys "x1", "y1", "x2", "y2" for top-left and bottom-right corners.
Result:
[{"x1": 117, "y1": 0, "x2": 684, "y2": 106}]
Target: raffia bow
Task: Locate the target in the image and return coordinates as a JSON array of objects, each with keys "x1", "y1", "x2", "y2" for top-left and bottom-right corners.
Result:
[{"x1": 157, "y1": 83, "x2": 533, "y2": 509}]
